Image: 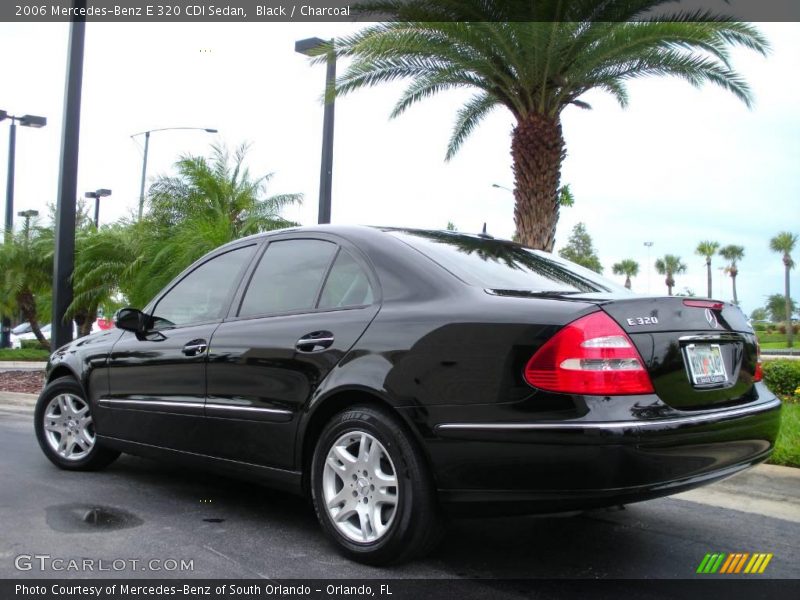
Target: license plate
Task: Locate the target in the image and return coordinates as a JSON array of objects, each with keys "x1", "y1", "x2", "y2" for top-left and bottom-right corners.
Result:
[{"x1": 685, "y1": 343, "x2": 727, "y2": 385}]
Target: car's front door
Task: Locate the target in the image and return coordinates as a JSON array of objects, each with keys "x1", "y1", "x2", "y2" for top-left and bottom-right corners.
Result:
[
  {"x1": 205, "y1": 236, "x2": 380, "y2": 469},
  {"x1": 98, "y1": 243, "x2": 257, "y2": 452}
]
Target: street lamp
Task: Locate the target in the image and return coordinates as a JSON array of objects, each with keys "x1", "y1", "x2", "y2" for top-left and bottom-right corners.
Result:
[
  {"x1": 84, "y1": 188, "x2": 112, "y2": 228},
  {"x1": 296, "y1": 36, "x2": 336, "y2": 225},
  {"x1": 1, "y1": 111, "x2": 47, "y2": 239},
  {"x1": 17, "y1": 209, "x2": 39, "y2": 241},
  {"x1": 132, "y1": 126, "x2": 217, "y2": 220},
  {"x1": 0, "y1": 110, "x2": 47, "y2": 348},
  {"x1": 644, "y1": 241, "x2": 654, "y2": 293}
]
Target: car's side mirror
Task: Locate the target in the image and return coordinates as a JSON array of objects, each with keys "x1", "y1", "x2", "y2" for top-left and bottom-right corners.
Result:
[{"x1": 114, "y1": 308, "x2": 149, "y2": 333}]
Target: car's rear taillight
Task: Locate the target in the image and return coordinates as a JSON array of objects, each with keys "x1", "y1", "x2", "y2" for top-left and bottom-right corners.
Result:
[
  {"x1": 754, "y1": 342, "x2": 763, "y2": 382},
  {"x1": 524, "y1": 311, "x2": 654, "y2": 395}
]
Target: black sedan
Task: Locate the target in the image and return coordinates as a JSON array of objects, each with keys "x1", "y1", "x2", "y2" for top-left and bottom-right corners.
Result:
[{"x1": 35, "y1": 226, "x2": 781, "y2": 564}]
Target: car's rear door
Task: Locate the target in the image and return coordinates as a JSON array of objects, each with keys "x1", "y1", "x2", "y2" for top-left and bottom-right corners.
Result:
[
  {"x1": 100, "y1": 243, "x2": 258, "y2": 452},
  {"x1": 205, "y1": 234, "x2": 380, "y2": 469}
]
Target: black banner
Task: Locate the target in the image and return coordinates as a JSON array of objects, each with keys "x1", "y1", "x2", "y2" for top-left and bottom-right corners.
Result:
[
  {"x1": 2, "y1": 0, "x2": 800, "y2": 23},
  {"x1": 3, "y1": 579, "x2": 800, "y2": 600}
]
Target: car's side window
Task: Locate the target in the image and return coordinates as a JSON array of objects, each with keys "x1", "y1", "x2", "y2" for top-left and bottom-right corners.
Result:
[
  {"x1": 318, "y1": 250, "x2": 374, "y2": 309},
  {"x1": 238, "y1": 239, "x2": 337, "y2": 317},
  {"x1": 152, "y1": 245, "x2": 256, "y2": 329}
]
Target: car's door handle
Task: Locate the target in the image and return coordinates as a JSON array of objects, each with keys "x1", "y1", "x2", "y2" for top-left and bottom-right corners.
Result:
[
  {"x1": 296, "y1": 331, "x2": 334, "y2": 352},
  {"x1": 182, "y1": 339, "x2": 208, "y2": 356}
]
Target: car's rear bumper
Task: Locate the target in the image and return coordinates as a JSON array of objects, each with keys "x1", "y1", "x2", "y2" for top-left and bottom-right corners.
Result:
[{"x1": 397, "y1": 390, "x2": 782, "y2": 516}]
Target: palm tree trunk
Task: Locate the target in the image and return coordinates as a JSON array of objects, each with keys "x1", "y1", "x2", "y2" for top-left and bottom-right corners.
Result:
[
  {"x1": 786, "y1": 258, "x2": 794, "y2": 348},
  {"x1": 17, "y1": 290, "x2": 49, "y2": 350},
  {"x1": 730, "y1": 268, "x2": 738, "y2": 305},
  {"x1": 706, "y1": 258, "x2": 712, "y2": 298},
  {"x1": 625, "y1": 275, "x2": 631, "y2": 289},
  {"x1": 666, "y1": 276, "x2": 674, "y2": 296},
  {"x1": 511, "y1": 112, "x2": 565, "y2": 251}
]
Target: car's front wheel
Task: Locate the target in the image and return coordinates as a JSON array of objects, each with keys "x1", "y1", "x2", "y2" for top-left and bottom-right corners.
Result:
[
  {"x1": 34, "y1": 376, "x2": 120, "y2": 470},
  {"x1": 310, "y1": 405, "x2": 442, "y2": 565}
]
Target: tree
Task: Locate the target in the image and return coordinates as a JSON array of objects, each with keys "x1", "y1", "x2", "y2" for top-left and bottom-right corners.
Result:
[
  {"x1": 695, "y1": 240, "x2": 720, "y2": 298},
  {"x1": 770, "y1": 231, "x2": 798, "y2": 347},
  {"x1": 655, "y1": 254, "x2": 687, "y2": 296},
  {"x1": 765, "y1": 294, "x2": 796, "y2": 325},
  {"x1": 0, "y1": 218, "x2": 53, "y2": 348},
  {"x1": 324, "y1": 1, "x2": 768, "y2": 249},
  {"x1": 612, "y1": 259, "x2": 639, "y2": 290},
  {"x1": 137, "y1": 143, "x2": 301, "y2": 305},
  {"x1": 749, "y1": 307, "x2": 768, "y2": 322},
  {"x1": 446, "y1": 221, "x2": 457, "y2": 231},
  {"x1": 69, "y1": 144, "x2": 302, "y2": 311},
  {"x1": 558, "y1": 222, "x2": 603, "y2": 273},
  {"x1": 718, "y1": 244, "x2": 745, "y2": 306}
]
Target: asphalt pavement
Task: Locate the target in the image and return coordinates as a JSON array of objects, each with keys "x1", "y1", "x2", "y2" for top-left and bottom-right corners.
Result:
[{"x1": 0, "y1": 404, "x2": 798, "y2": 583}]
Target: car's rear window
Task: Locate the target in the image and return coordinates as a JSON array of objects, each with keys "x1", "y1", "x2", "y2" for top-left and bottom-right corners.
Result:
[{"x1": 388, "y1": 230, "x2": 628, "y2": 294}]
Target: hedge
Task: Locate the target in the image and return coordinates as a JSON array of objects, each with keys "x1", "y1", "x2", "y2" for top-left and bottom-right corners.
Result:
[{"x1": 762, "y1": 359, "x2": 800, "y2": 398}]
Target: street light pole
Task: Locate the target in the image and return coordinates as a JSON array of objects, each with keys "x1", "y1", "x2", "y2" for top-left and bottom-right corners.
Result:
[
  {"x1": 85, "y1": 189, "x2": 111, "y2": 228},
  {"x1": 138, "y1": 131, "x2": 150, "y2": 220},
  {"x1": 17, "y1": 210, "x2": 39, "y2": 241},
  {"x1": 133, "y1": 127, "x2": 217, "y2": 220},
  {"x1": 52, "y1": 3, "x2": 86, "y2": 351},
  {"x1": 5, "y1": 120, "x2": 15, "y2": 242},
  {"x1": 0, "y1": 111, "x2": 47, "y2": 348},
  {"x1": 644, "y1": 241, "x2": 654, "y2": 294},
  {"x1": 296, "y1": 37, "x2": 336, "y2": 224}
]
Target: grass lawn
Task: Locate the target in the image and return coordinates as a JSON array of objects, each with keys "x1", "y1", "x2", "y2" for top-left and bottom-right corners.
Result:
[
  {"x1": 769, "y1": 402, "x2": 800, "y2": 468},
  {"x1": 0, "y1": 348, "x2": 51, "y2": 362}
]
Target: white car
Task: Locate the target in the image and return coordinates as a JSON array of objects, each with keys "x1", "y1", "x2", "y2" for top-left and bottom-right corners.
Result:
[{"x1": 10, "y1": 322, "x2": 101, "y2": 348}]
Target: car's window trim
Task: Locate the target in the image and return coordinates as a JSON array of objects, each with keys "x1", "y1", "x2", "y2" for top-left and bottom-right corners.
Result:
[
  {"x1": 223, "y1": 234, "x2": 381, "y2": 322},
  {"x1": 146, "y1": 242, "x2": 259, "y2": 331},
  {"x1": 234, "y1": 237, "x2": 339, "y2": 320}
]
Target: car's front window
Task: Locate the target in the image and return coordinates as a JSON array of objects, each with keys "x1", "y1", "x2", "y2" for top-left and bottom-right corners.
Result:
[{"x1": 151, "y1": 245, "x2": 256, "y2": 328}]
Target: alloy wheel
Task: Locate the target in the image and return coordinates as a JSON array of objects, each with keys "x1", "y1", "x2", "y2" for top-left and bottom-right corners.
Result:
[
  {"x1": 322, "y1": 430, "x2": 399, "y2": 543},
  {"x1": 43, "y1": 393, "x2": 95, "y2": 461}
]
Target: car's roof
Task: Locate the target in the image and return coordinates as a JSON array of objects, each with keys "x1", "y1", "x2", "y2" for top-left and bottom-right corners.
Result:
[{"x1": 221, "y1": 224, "x2": 512, "y2": 250}]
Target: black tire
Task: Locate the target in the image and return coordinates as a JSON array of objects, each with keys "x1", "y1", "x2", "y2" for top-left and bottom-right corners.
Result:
[
  {"x1": 34, "y1": 376, "x2": 120, "y2": 471},
  {"x1": 310, "y1": 405, "x2": 443, "y2": 565}
]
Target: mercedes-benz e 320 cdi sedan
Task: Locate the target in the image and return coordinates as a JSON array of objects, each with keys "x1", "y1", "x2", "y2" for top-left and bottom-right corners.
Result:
[{"x1": 36, "y1": 226, "x2": 781, "y2": 564}]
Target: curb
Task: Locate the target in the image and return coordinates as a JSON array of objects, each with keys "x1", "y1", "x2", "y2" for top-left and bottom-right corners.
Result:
[{"x1": 0, "y1": 361, "x2": 47, "y2": 370}]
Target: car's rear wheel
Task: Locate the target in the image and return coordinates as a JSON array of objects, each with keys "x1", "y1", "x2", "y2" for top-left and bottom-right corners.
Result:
[
  {"x1": 34, "y1": 376, "x2": 120, "y2": 471},
  {"x1": 311, "y1": 405, "x2": 442, "y2": 565}
]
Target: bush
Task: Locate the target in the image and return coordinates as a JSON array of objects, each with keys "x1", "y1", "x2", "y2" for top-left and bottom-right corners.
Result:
[
  {"x1": 779, "y1": 325, "x2": 786, "y2": 335},
  {"x1": 21, "y1": 339, "x2": 47, "y2": 350},
  {"x1": 762, "y1": 360, "x2": 800, "y2": 398},
  {"x1": 753, "y1": 322, "x2": 767, "y2": 332}
]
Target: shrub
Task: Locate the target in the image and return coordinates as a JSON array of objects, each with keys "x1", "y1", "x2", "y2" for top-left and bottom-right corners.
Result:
[
  {"x1": 21, "y1": 339, "x2": 47, "y2": 350},
  {"x1": 753, "y1": 322, "x2": 767, "y2": 332},
  {"x1": 762, "y1": 360, "x2": 800, "y2": 398},
  {"x1": 778, "y1": 325, "x2": 787, "y2": 334}
]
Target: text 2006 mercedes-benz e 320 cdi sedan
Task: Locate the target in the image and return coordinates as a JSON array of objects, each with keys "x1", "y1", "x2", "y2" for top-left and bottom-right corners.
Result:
[{"x1": 35, "y1": 226, "x2": 781, "y2": 564}]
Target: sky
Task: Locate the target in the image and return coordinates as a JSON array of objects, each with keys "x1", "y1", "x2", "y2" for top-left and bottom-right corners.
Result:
[{"x1": 0, "y1": 20, "x2": 797, "y2": 317}]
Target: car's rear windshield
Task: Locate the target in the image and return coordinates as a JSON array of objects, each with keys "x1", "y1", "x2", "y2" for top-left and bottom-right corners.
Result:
[{"x1": 388, "y1": 230, "x2": 629, "y2": 294}]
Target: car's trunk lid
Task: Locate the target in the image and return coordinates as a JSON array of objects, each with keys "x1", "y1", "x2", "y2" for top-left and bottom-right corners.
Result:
[{"x1": 598, "y1": 296, "x2": 758, "y2": 410}]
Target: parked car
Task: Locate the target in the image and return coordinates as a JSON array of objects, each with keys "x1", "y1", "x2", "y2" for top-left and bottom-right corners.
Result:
[
  {"x1": 35, "y1": 226, "x2": 781, "y2": 564},
  {"x1": 13, "y1": 322, "x2": 100, "y2": 348}
]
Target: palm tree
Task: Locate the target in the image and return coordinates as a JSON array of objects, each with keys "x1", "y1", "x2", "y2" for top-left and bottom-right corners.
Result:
[
  {"x1": 770, "y1": 231, "x2": 798, "y2": 348},
  {"x1": 695, "y1": 241, "x2": 720, "y2": 298},
  {"x1": 324, "y1": 1, "x2": 768, "y2": 249},
  {"x1": 612, "y1": 259, "x2": 639, "y2": 290},
  {"x1": 70, "y1": 144, "x2": 302, "y2": 309},
  {"x1": 0, "y1": 219, "x2": 53, "y2": 348},
  {"x1": 655, "y1": 255, "x2": 687, "y2": 296},
  {"x1": 139, "y1": 144, "x2": 301, "y2": 301},
  {"x1": 718, "y1": 244, "x2": 744, "y2": 306}
]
